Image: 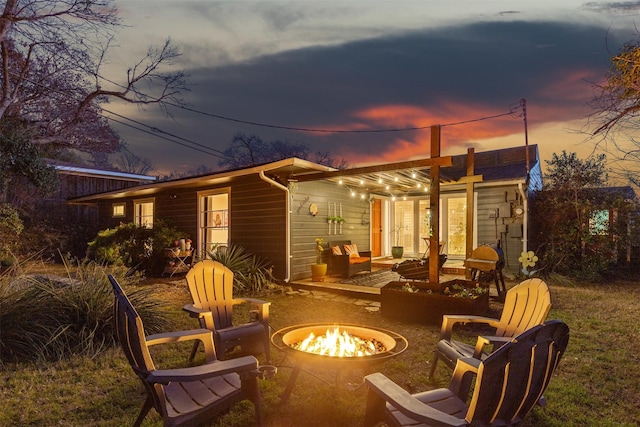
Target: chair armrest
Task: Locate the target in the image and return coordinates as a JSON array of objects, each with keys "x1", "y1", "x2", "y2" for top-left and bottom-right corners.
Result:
[
  {"x1": 448, "y1": 357, "x2": 480, "y2": 398},
  {"x1": 183, "y1": 303, "x2": 208, "y2": 318},
  {"x1": 146, "y1": 329, "x2": 217, "y2": 362},
  {"x1": 147, "y1": 355, "x2": 259, "y2": 384},
  {"x1": 233, "y1": 297, "x2": 271, "y2": 307},
  {"x1": 234, "y1": 298, "x2": 271, "y2": 323},
  {"x1": 473, "y1": 335, "x2": 512, "y2": 358},
  {"x1": 359, "y1": 251, "x2": 372, "y2": 258},
  {"x1": 364, "y1": 373, "x2": 467, "y2": 427},
  {"x1": 439, "y1": 314, "x2": 501, "y2": 340}
]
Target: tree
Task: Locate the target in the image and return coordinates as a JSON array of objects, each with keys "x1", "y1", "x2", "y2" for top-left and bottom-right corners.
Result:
[
  {"x1": 0, "y1": 0, "x2": 187, "y2": 156},
  {"x1": 218, "y1": 133, "x2": 349, "y2": 170},
  {"x1": 591, "y1": 39, "x2": 640, "y2": 136},
  {"x1": 116, "y1": 147, "x2": 154, "y2": 176},
  {"x1": 589, "y1": 36, "x2": 640, "y2": 188},
  {"x1": 529, "y1": 151, "x2": 636, "y2": 280},
  {"x1": 0, "y1": 117, "x2": 58, "y2": 200}
]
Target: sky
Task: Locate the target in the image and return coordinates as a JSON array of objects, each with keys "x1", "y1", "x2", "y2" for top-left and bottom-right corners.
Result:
[{"x1": 101, "y1": 1, "x2": 640, "y2": 179}]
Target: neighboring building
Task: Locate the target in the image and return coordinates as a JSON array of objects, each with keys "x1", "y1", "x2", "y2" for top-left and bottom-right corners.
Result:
[
  {"x1": 69, "y1": 145, "x2": 541, "y2": 281},
  {"x1": 5, "y1": 160, "x2": 157, "y2": 255}
]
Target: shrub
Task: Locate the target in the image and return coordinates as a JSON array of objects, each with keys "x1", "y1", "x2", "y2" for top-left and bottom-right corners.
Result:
[
  {"x1": 0, "y1": 203, "x2": 24, "y2": 267},
  {"x1": 0, "y1": 260, "x2": 171, "y2": 362},
  {"x1": 87, "y1": 220, "x2": 189, "y2": 275}
]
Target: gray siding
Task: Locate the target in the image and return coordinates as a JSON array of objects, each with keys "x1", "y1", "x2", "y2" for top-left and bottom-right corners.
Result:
[
  {"x1": 290, "y1": 180, "x2": 371, "y2": 281},
  {"x1": 475, "y1": 185, "x2": 525, "y2": 275}
]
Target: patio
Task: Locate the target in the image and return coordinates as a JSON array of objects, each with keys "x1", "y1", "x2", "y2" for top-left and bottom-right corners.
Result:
[{"x1": 290, "y1": 257, "x2": 484, "y2": 301}]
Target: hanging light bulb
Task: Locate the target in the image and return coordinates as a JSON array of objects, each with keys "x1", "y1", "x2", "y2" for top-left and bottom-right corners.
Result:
[
  {"x1": 391, "y1": 196, "x2": 396, "y2": 201},
  {"x1": 338, "y1": 179, "x2": 343, "y2": 185},
  {"x1": 412, "y1": 171, "x2": 417, "y2": 178}
]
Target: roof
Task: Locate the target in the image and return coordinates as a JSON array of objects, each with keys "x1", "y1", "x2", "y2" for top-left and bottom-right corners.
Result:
[
  {"x1": 441, "y1": 145, "x2": 539, "y2": 182},
  {"x1": 68, "y1": 145, "x2": 539, "y2": 203},
  {"x1": 48, "y1": 159, "x2": 157, "y2": 182},
  {"x1": 68, "y1": 157, "x2": 332, "y2": 202}
]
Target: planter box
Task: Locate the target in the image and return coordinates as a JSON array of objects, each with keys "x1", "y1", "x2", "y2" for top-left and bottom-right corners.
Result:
[{"x1": 380, "y1": 279, "x2": 489, "y2": 324}]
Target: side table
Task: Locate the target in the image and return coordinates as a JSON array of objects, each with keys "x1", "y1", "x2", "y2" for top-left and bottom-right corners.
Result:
[{"x1": 163, "y1": 248, "x2": 193, "y2": 277}]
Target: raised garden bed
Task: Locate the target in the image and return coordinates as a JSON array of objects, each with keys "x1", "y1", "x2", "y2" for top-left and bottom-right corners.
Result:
[{"x1": 380, "y1": 279, "x2": 489, "y2": 324}]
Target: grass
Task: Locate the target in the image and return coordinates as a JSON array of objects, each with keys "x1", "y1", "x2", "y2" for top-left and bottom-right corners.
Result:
[{"x1": 1, "y1": 266, "x2": 639, "y2": 426}]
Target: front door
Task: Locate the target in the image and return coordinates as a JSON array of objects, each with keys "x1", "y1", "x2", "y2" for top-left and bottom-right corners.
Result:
[{"x1": 371, "y1": 198, "x2": 382, "y2": 256}]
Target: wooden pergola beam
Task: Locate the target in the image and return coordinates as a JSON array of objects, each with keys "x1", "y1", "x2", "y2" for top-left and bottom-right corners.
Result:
[{"x1": 291, "y1": 156, "x2": 453, "y2": 182}]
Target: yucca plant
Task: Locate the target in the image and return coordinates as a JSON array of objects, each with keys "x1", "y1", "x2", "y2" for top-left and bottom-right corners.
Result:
[{"x1": 209, "y1": 244, "x2": 274, "y2": 294}]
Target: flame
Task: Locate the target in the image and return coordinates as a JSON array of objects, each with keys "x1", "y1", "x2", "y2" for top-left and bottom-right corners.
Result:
[{"x1": 292, "y1": 327, "x2": 382, "y2": 357}]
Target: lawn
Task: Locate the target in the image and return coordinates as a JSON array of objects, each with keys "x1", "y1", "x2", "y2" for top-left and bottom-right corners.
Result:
[{"x1": 1, "y1": 269, "x2": 639, "y2": 426}]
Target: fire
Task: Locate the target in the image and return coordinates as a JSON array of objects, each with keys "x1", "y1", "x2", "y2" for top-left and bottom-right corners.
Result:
[{"x1": 291, "y1": 326, "x2": 385, "y2": 357}]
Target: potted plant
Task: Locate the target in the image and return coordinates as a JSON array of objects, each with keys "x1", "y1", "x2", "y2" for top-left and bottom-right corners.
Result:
[
  {"x1": 311, "y1": 237, "x2": 327, "y2": 281},
  {"x1": 391, "y1": 224, "x2": 404, "y2": 258}
]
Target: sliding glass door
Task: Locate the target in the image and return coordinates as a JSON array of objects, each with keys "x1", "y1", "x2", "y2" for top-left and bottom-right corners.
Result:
[{"x1": 390, "y1": 194, "x2": 467, "y2": 259}]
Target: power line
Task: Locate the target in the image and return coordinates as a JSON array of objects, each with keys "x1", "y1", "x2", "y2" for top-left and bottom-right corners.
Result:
[
  {"x1": 95, "y1": 73, "x2": 521, "y2": 133},
  {"x1": 104, "y1": 115, "x2": 230, "y2": 161},
  {"x1": 101, "y1": 108, "x2": 235, "y2": 161}
]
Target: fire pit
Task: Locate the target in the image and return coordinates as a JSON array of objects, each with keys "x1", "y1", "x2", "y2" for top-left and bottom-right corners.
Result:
[{"x1": 271, "y1": 323, "x2": 408, "y2": 401}]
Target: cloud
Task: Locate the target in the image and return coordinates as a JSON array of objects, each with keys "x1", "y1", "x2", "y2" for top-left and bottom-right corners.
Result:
[{"x1": 113, "y1": 18, "x2": 631, "y2": 173}]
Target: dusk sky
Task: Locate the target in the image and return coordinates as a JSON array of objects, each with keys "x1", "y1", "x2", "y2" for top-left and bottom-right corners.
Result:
[{"x1": 102, "y1": 1, "x2": 640, "y2": 179}]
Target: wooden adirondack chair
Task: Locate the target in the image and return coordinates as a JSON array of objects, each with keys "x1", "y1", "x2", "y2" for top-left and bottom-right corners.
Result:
[
  {"x1": 429, "y1": 277, "x2": 551, "y2": 378},
  {"x1": 364, "y1": 320, "x2": 570, "y2": 427},
  {"x1": 183, "y1": 260, "x2": 271, "y2": 363},
  {"x1": 109, "y1": 275, "x2": 264, "y2": 427}
]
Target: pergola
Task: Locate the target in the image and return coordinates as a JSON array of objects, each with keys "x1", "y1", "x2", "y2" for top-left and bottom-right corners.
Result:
[{"x1": 291, "y1": 126, "x2": 483, "y2": 285}]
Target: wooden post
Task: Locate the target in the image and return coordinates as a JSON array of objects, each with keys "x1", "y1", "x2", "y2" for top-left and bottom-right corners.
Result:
[
  {"x1": 429, "y1": 125, "x2": 441, "y2": 285},
  {"x1": 466, "y1": 148, "x2": 475, "y2": 279}
]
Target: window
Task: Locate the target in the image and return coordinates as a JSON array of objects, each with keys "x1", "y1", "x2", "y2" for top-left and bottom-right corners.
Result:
[
  {"x1": 589, "y1": 210, "x2": 609, "y2": 235},
  {"x1": 199, "y1": 190, "x2": 229, "y2": 255},
  {"x1": 112, "y1": 203, "x2": 125, "y2": 218},
  {"x1": 134, "y1": 199, "x2": 154, "y2": 229}
]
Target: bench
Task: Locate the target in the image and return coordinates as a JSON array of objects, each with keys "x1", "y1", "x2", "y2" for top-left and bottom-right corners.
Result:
[{"x1": 328, "y1": 240, "x2": 372, "y2": 278}]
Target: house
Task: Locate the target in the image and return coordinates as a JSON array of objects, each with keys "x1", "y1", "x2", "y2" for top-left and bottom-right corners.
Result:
[{"x1": 69, "y1": 143, "x2": 541, "y2": 281}]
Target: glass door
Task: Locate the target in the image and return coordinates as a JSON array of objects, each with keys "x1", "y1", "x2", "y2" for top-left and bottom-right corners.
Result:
[{"x1": 443, "y1": 195, "x2": 467, "y2": 258}]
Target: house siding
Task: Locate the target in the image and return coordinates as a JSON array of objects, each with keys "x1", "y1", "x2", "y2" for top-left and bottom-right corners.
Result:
[
  {"x1": 94, "y1": 174, "x2": 290, "y2": 280},
  {"x1": 475, "y1": 185, "x2": 526, "y2": 274},
  {"x1": 290, "y1": 180, "x2": 371, "y2": 281}
]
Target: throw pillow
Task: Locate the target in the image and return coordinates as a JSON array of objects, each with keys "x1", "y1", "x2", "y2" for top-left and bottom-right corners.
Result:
[
  {"x1": 344, "y1": 243, "x2": 360, "y2": 258},
  {"x1": 331, "y1": 246, "x2": 343, "y2": 255}
]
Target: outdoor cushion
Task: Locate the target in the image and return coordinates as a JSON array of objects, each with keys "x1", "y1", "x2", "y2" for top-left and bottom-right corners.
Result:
[
  {"x1": 344, "y1": 244, "x2": 360, "y2": 257},
  {"x1": 332, "y1": 246, "x2": 343, "y2": 255},
  {"x1": 349, "y1": 256, "x2": 370, "y2": 265}
]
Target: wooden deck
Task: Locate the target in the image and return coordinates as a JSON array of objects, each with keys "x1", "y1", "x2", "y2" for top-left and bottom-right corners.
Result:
[{"x1": 289, "y1": 257, "x2": 466, "y2": 301}]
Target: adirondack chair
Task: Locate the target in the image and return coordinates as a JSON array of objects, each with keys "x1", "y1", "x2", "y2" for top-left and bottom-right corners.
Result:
[
  {"x1": 108, "y1": 275, "x2": 264, "y2": 427},
  {"x1": 364, "y1": 320, "x2": 570, "y2": 427},
  {"x1": 429, "y1": 277, "x2": 551, "y2": 379},
  {"x1": 183, "y1": 260, "x2": 271, "y2": 363}
]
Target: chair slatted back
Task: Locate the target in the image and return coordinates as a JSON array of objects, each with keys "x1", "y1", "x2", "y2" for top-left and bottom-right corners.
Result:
[
  {"x1": 109, "y1": 275, "x2": 167, "y2": 417},
  {"x1": 496, "y1": 278, "x2": 552, "y2": 337},
  {"x1": 186, "y1": 260, "x2": 235, "y2": 330},
  {"x1": 466, "y1": 320, "x2": 569, "y2": 425}
]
